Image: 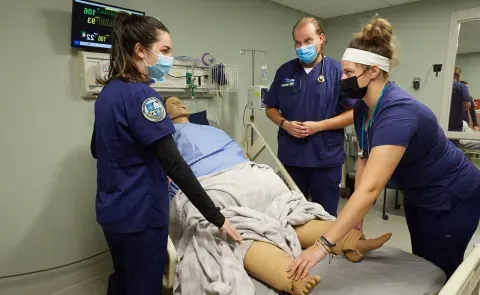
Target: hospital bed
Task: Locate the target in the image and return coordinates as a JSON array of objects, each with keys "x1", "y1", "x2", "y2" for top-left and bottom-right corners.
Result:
[
  {"x1": 162, "y1": 119, "x2": 478, "y2": 294},
  {"x1": 439, "y1": 244, "x2": 480, "y2": 295},
  {"x1": 460, "y1": 148, "x2": 480, "y2": 170}
]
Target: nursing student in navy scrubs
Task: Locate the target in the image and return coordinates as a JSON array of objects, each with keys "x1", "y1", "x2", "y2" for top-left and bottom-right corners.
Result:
[
  {"x1": 90, "y1": 13, "x2": 241, "y2": 295},
  {"x1": 449, "y1": 67, "x2": 472, "y2": 146},
  {"x1": 287, "y1": 17, "x2": 480, "y2": 281},
  {"x1": 264, "y1": 17, "x2": 355, "y2": 217}
]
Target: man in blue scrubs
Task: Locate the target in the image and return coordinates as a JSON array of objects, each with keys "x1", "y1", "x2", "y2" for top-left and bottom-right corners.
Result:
[
  {"x1": 449, "y1": 68, "x2": 471, "y2": 134},
  {"x1": 460, "y1": 81, "x2": 479, "y2": 131},
  {"x1": 264, "y1": 17, "x2": 355, "y2": 216}
]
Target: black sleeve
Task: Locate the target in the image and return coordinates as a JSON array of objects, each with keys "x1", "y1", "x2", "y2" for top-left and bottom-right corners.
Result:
[
  {"x1": 90, "y1": 129, "x2": 97, "y2": 159},
  {"x1": 469, "y1": 99, "x2": 478, "y2": 127},
  {"x1": 154, "y1": 135, "x2": 225, "y2": 228}
]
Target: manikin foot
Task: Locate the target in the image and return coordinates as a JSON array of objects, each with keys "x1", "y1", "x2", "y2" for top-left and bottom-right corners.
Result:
[
  {"x1": 345, "y1": 233, "x2": 392, "y2": 263},
  {"x1": 291, "y1": 275, "x2": 321, "y2": 295}
]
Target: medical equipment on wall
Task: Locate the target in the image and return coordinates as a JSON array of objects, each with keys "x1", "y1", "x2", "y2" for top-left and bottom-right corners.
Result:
[
  {"x1": 77, "y1": 51, "x2": 238, "y2": 99},
  {"x1": 260, "y1": 52, "x2": 269, "y2": 86},
  {"x1": 240, "y1": 49, "x2": 267, "y2": 144},
  {"x1": 247, "y1": 86, "x2": 268, "y2": 110},
  {"x1": 174, "y1": 56, "x2": 204, "y2": 100},
  {"x1": 172, "y1": 54, "x2": 239, "y2": 97},
  {"x1": 240, "y1": 48, "x2": 267, "y2": 116}
]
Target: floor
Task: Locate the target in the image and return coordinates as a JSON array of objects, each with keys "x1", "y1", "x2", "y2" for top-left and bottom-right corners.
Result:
[{"x1": 65, "y1": 197, "x2": 480, "y2": 295}]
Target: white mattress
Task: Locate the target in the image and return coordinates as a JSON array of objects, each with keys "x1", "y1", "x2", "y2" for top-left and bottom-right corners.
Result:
[{"x1": 252, "y1": 246, "x2": 446, "y2": 295}]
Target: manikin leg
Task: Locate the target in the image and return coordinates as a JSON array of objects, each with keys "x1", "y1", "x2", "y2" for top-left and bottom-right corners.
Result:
[
  {"x1": 243, "y1": 220, "x2": 392, "y2": 295},
  {"x1": 294, "y1": 220, "x2": 392, "y2": 262},
  {"x1": 244, "y1": 241, "x2": 320, "y2": 295}
]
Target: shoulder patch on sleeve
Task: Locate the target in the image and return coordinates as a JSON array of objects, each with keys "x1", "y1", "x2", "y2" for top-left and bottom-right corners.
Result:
[{"x1": 142, "y1": 97, "x2": 166, "y2": 122}]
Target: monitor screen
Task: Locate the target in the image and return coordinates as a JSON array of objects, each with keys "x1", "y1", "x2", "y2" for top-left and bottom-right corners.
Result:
[{"x1": 71, "y1": 0, "x2": 145, "y2": 50}]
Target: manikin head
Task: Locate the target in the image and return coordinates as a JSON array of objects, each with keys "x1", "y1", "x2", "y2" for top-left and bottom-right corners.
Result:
[
  {"x1": 165, "y1": 96, "x2": 190, "y2": 123},
  {"x1": 292, "y1": 17, "x2": 327, "y2": 66},
  {"x1": 340, "y1": 17, "x2": 398, "y2": 100}
]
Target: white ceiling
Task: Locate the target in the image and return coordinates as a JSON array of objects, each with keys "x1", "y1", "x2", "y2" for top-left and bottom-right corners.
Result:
[
  {"x1": 458, "y1": 20, "x2": 480, "y2": 54},
  {"x1": 270, "y1": 0, "x2": 420, "y2": 19}
]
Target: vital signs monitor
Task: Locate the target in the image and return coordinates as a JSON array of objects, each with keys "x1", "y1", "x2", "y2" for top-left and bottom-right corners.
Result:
[{"x1": 71, "y1": 0, "x2": 145, "y2": 50}]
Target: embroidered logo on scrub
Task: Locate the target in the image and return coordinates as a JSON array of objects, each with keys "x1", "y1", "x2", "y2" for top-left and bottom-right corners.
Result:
[
  {"x1": 142, "y1": 97, "x2": 166, "y2": 122},
  {"x1": 281, "y1": 78, "x2": 295, "y2": 87}
]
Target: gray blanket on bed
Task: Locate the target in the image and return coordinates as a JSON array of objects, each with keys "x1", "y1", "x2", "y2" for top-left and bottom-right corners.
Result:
[{"x1": 169, "y1": 162, "x2": 335, "y2": 295}]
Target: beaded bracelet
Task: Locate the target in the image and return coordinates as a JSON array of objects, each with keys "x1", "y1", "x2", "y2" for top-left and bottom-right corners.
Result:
[
  {"x1": 314, "y1": 240, "x2": 329, "y2": 255},
  {"x1": 314, "y1": 239, "x2": 334, "y2": 264}
]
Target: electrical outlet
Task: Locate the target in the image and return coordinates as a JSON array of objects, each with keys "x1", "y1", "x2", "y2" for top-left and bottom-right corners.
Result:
[{"x1": 413, "y1": 77, "x2": 421, "y2": 90}]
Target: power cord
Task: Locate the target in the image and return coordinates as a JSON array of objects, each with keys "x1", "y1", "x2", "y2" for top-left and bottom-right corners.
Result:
[{"x1": 242, "y1": 103, "x2": 248, "y2": 127}]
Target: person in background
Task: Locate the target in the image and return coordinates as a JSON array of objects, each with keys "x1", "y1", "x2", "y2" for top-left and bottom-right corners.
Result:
[
  {"x1": 90, "y1": 13, "x2": 241, "y2": 295},
  {"x1": 449, "y1": 68, "x2": 471, "y2": 140},
  {"x1": 263, "y1": 17, "x2": 355, "y2": 218},
  {"x1": 460, "y1": 81, "x2": 479, "y2": 131},
  {"x1": 286, "y1": 17, "x2": 480, "y2": 281}
]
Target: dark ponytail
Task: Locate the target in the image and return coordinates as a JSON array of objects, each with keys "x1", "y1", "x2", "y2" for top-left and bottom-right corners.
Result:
[{"x1": 99, "y1": 12, "x2": 170, "y2": 84}]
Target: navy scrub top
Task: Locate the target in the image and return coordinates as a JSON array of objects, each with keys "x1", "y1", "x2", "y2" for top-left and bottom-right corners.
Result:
[
  {"x1": 94, "y1": 79, "x2": 175, "y2": 233},
  {"x1": 354, "y1": 82, "x2": 480, "y2": 211},
  {"x1": 264, "y1": 57, "x2": 354, "y2": 168},
  {"x1": 449, "y1": 81, "x2": 471, "y2": 131}
]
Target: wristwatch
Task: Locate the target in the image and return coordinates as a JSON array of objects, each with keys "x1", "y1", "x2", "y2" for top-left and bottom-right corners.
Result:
[{"x1": 280, "y1": 118, "x2": 286, "y2": 128}]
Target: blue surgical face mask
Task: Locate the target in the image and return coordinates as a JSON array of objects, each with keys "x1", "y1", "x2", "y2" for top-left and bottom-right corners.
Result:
[
  {"x1": 145, "y1": 50, "x2": 173, "y2": 81},
  {"x1": 296, "y1": 44, "x2": 318, "y2": 64}
]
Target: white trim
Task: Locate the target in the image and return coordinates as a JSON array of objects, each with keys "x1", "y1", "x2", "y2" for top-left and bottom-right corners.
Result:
[{"x1": 439, "y1": 7, "x2": 480, "y2": 141}]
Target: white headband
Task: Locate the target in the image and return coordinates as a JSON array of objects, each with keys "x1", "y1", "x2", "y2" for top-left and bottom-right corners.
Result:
[{"x1": 342, "y1": 48, "x2": 390, "y2": 73}]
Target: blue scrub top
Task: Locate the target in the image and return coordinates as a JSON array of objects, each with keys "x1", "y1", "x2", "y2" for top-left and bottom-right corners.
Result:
[
  {"x1": 449, "y1": 81, "x2": 471, "y2": 131},
  {"x1": 263, "y1": 57, "x2": 355, "y2": 168},
  {"x1": 463, "y1": 96, "x2": 475, "y2": 123},
  {"x1": 172, "y1": 122, "x2": 248, "y2": 177},
  {"x1": 354, "y1": 82, "x2": 480, "y2": 211},
  {"x1": 94, "y1": 79, "x2": 175, "y2": 233}
]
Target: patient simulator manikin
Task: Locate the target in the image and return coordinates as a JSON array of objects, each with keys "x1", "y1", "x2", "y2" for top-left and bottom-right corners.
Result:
[{"x1": 165, "y1": 96, "x2": 392, "y2": 295}]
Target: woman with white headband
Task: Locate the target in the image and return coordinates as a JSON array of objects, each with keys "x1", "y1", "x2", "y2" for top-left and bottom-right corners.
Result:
[{"x1": 286, "y1": 17, "x2": 480, "y2": 281}]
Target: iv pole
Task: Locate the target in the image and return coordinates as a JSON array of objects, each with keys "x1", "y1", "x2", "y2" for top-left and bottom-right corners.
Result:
[{"x1": 240, "y1": 49, "x2": 267, "y2": 144}]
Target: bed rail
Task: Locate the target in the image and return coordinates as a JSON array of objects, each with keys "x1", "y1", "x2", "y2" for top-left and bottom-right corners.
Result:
[
  {"x1": 439, "y1": 243, "x2": 480, "y2": 295},
  {"x1": 242, "y1": 122, "x2": 300, "y2": 192},
  {"x1": 461, "y1": 148, "x2": 480, "y2": 170},
  {"x1": 163, "y1": 236, "x2": 177, "y2": 289}
]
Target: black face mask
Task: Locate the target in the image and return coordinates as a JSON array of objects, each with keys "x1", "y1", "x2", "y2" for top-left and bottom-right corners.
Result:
[{"x1": 339, "y1": 71, "x2": 371, "y2": 99}]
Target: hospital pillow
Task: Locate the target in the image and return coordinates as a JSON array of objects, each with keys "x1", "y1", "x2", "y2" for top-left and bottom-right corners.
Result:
[{"x1": 189, "y1": 110, "x2": 210, "y2": 126}]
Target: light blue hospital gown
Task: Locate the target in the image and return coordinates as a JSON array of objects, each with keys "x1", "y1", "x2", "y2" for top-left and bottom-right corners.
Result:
[{"x1": 169, "y1": 122, "x2": 248, "y2": 201}]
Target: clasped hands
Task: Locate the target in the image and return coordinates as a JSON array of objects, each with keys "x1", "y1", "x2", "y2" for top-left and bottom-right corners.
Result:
[{"x1": 283, "y1": 120, "x2": 324, "y2": 138}]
